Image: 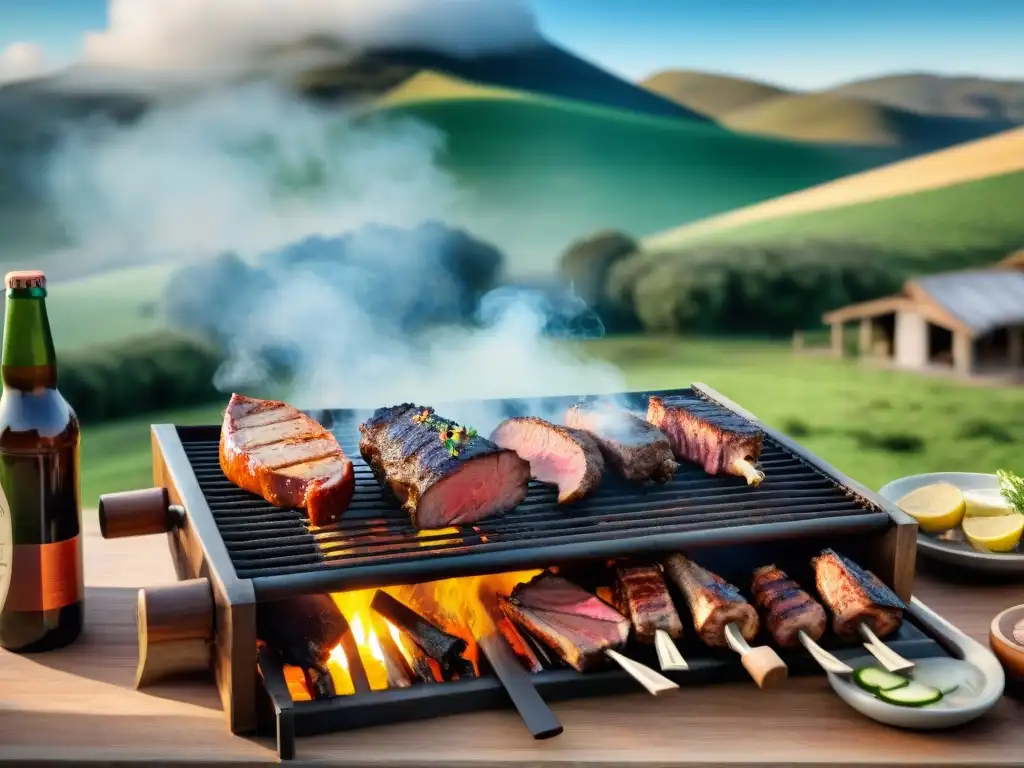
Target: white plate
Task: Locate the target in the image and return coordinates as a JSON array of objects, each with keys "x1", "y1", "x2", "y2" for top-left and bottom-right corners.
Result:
[
  {"x1": 878, "y1": 472, "x2": 1024, "y2": 574},
  {"x1": 828, "y1": 598, "x2": 1004, "y2": 729}
]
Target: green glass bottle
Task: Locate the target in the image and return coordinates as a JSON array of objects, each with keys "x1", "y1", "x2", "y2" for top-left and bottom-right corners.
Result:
[{"x1": 0, "y1": 270, "x2": 83, "y2": 652}]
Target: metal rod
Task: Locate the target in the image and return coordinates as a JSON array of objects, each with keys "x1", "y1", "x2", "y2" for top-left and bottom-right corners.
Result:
[
  {"x1": 477, "y1": 631, "x2": 563, "y2": 739},
  {"x1": 248, "y1": 515, "x2": 889, "y2": 600}
]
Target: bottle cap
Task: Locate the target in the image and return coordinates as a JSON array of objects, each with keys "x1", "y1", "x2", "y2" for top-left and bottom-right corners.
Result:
[{"x1": 5, "y1": 270, "x2": 46, "y2": 290}]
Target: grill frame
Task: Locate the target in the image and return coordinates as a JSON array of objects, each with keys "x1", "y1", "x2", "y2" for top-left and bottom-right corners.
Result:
[{"x1": 147, "y1": 383, "x2": 919, "y2": 742}]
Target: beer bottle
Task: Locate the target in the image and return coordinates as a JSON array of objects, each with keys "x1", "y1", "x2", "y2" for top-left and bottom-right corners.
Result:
[{"x1": 0, "y1": 270, "x2": 83, "y2": 652}]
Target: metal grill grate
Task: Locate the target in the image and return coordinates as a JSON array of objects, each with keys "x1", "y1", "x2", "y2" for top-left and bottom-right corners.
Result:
[{"x1": 176, "y1": 388, "x2": 891, "y2": 598}]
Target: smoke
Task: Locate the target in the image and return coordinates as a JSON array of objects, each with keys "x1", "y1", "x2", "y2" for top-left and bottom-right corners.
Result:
[
  {"x1": 0, "y1": 43, "x2": 49, "y2": 84},
  {"x1": 81, "y1": 0, "x2": 540, "y2": 78}
]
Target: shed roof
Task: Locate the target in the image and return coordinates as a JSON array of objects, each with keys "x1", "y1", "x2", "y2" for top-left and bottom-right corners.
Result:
[{"x1": 912, "y1": 270, "x2": 1024, "y2": 335}]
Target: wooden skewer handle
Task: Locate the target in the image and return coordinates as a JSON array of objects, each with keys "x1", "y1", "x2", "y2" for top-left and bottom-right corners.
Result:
[
  {"x1": 739, "y1": 646, "x2": 788, "y2": 689},
  {"x1": 135, "y1": 578, "x2": 215, "y2": 688},
  {"x1": 99, "y1": 487, "x2": 184, "y2": 539}
]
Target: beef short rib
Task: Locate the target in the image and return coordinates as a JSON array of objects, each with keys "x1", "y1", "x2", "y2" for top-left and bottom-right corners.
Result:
[
  {"x1": 359, "y1": 404, "x2": 530, "y2": 530},
  {"x1": 813, "y1": 549, "x2": 905, "y2": 642},
  {"x1": 490, "y1": 417, "x2": 605, "y2": 504},
  {"x1": 499, "y1": 573, "x2": 629, "y2": 672},
  {"x1": 647, "y1": 395, "x2": 765, "y2": 486},
  {"x1": 565, "y1": 402, "x2": 677, "y2": 484},
  {"x1": 220, "y1": 393, "x2": 354, "y2": 527}
]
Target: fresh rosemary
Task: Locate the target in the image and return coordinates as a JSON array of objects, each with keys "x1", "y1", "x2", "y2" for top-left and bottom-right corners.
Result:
[{"x1": 997, "y1": 469, "x2": 1024, "y2": 515}]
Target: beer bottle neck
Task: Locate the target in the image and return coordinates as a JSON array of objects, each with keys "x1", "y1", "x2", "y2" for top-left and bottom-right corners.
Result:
[{"x1": 2, "y1": 286, "x2": 57, "y2": 390}]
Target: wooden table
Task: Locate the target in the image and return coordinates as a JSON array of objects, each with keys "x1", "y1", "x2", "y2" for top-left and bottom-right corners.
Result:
[{"x1": 2, "y1": 517, "x2": 1024, "y2": 767}]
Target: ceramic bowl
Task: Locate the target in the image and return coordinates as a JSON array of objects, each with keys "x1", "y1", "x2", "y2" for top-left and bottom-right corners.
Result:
[
  {"x1": 878, "y1": 472, "x2": 1024, "y2": 574},
  {"x1": 989, "y1": 604, "x2": 1024, "y2": 681},
  {"x1": 827, "y1": 597, "x2": 1004, "y2": 729}
]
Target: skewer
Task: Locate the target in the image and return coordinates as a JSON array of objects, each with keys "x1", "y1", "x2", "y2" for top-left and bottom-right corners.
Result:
[
  {"x1": 859, "y1": 623, "x2": 915, "y2": 674},
  {"x1": 798, "y1": 630, "x2": 854, "y2": 676},
  {"x1": 654, "y1": 629, "x2": 689, "y2": 672},
  {"x1": 723, "y1": 623, "x2": 788, "y2": 689},
  {"x1": 730, "y1": 458, "x2": 765, "y2": 487},
  {"x1": 604, "y1": 649, "x2": 680, "y2": 696}
]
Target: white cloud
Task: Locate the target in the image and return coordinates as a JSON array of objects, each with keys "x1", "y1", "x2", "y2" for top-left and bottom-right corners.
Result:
[
  {"x1": 0, "y1": 42, "x2": 48, "y2": 84},
  {"x1": 80, "y1": 0, "x2": 540, "y2": 76}
]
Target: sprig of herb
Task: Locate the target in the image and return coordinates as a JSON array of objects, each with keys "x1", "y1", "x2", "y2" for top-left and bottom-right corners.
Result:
[{"x1": 997, "y1": 469, "x2": 1024, "y2": 515}]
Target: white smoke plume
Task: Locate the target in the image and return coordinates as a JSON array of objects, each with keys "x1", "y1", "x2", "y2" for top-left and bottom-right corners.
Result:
[
  {"x1": 81, "y1": 0, "x2": 540, "y2": 78},
  {"x1": 0, "y1": 42, "x2": 49, "y2": 84}
]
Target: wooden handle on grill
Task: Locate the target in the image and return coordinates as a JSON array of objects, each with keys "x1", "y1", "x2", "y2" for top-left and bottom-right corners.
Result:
[
  {"x1": 740, "y1": 646, "x2": 788, "y2": 690},
  {"x1": 99, "y1": 487, "x2": 184, "y2": 539},
  {"x1": 135, "y1": 578, "x2": 215, "y2": 688}
]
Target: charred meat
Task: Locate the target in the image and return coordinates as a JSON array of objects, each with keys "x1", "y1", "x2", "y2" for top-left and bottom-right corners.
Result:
[
  {"x1": 220, "y1": 393, "x2": 354, "y2": 527},
  {"x1": 490, "y1": 417, "x2": 605, "y2": 504},
  {"x1": 663, "y1": 554, "x2": 759, "y2": 647},
  {"x1": 359, "y1": 404, "x2": 530, "y2": 530},
  {"x1": 646, "y1": 395, "x2": 765, "y2": 486},
  {"x1": 750, "y1": 565, "x2": 827, "y2": 648},
  {"x1": 499, "y1": 573, "x2": 629, "y2": 672},
  {"x1": 813, "y1": 549, "x2": 905, "y2": 642},
  {"x1": 614, "y1": 565, "x2": 684, "y2": 644},
  {"x1": 565, "y1": 402, "x2": 677, "y2": 484}
]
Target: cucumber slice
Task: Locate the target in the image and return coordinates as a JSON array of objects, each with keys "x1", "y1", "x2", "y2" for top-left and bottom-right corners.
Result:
[
  {"x1": 853, "y1": 666, "x2": 910, "y2": 692},
  {"x1": 877, "y1": 681, "x2": 943, "y2": 707}
]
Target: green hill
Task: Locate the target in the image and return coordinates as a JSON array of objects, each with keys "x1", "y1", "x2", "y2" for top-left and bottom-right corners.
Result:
[{"x1": 638, "y1": 69, "x2": 787, "y2": 119}]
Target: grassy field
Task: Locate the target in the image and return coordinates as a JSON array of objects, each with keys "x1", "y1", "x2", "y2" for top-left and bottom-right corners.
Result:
[{"x1": 79, "y1": 337, "x2": 1024, "y2": 508}]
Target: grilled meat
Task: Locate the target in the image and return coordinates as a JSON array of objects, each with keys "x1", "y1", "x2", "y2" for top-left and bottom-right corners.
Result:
[
  {"x1": 614, "y1": 565, "x2": 684, "y2": 644},
  {"x1": 220, "y1": 393, "x2": 354, "y2": 527},
  {"x1": 750, "y1": 565, "x2": 827, "y2": 648},
  {"x1": 646, "y1": 395, "x2": 765, "y2": 486},
  {"x1": 359, "y1": 404, "x2": 530, "y2": 530},
  {"x1": 663, "y1": 554, "x2": 759, "y2": 647},
  {"x1": 490, "y1": 417, "x2": 605, "y2": 504},
  {"x1": 565, "y1": 402, "x2": 678, "y2": 484},
  {"x1": 499, "y1": 573, "x2": 630, "y2": 672},
  {"x1": 812, "y1": 549, "x2": 905, "y2": 642}
]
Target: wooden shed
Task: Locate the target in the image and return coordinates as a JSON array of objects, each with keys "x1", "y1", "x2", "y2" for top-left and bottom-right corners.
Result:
[{"x1": 822, "y1": 261, "x2": 1024, "y2": 378}]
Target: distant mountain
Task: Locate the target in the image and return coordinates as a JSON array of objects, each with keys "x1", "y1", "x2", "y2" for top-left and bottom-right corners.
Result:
[
  {"x1": 643, "y1": 125, "x2": 1024, "y2": 251},
  {"x1": 828, "y1": 73, "x2": 1024, "y2": 122},
  {"x1": 638, "y1": 70, "x2": 787, "y2": 119}
]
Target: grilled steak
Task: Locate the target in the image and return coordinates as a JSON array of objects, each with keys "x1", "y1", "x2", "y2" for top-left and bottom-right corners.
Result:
[
  {"x1": 359, "y1": 404, "x2": 530, "y2": 530},
  {"x1": 813, "y1": 549, "x2": 905, "y2": 642},
  {"x1": 663, "y1": 554, "x2": 759, "y2": 647},
  {"x1": 565, "y1": 402, "x2": 677, "y2": 484},
  {"x1": 614, "y1": 565, "x2": 684, "y2": 644},
  {"x1": 490, "y1": 417, "x2": 605, "y2": 504},
  {"x1": 750, "y1": 565, "x2": 827, "y2": 648},
  {"x1": 220, "y1": 393, "x2": 354, "y2": 527},
  {"x1": 647, "y1": 395, "x2": 765, "y2": 486},
  {"x1": 499, "y1": 573, "x2": 630, "y2": 672}
]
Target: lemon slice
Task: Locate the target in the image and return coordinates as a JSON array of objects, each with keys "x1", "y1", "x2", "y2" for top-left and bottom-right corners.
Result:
[
  {"x1": 962, "y1": 514, "x2": 1024, "y2": 553},
  {"x1": 897, "y1": 483, "x2": 966, "y2": 534},
  {"x1": 963, "y1": 488, "x2": 1014, "y2": 518}
]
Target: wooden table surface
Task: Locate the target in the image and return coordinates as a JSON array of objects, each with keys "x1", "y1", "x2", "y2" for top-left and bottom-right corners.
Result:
[{"x1": 2, "y1": 516, "x2": 1024, "y2": 767}]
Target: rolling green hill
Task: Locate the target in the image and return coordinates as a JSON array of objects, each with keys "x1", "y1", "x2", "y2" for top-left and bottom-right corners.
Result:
[{"x1": 638, "y1": 70, "x2": 787, "y2": 119}]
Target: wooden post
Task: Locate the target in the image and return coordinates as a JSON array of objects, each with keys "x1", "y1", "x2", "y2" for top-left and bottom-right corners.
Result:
[
  {"x1": 953, "y1": 330, "x2": 974, "y2": 377},
  {"x1": 829, "y1": 322, "x2": 843, "y2": 357},
  {"x1": 1009, "y1": 326, "x2": 1023, "y2": 369},
  {"x1": 858, "y1": 319, "x2": 873, "y2": 357}
]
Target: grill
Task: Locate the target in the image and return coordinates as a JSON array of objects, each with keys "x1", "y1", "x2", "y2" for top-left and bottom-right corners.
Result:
[{"x1": 98, "y1": 383, "x2": 931, "y2": 761}]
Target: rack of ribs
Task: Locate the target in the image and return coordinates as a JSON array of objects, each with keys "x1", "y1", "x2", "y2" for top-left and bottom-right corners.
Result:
[
  {"x1": 646, "y1": 395, "x2": 765, "y2": 486},
  {"x1": 750, "y1": 565, "x2": 827, "y2": 648}
]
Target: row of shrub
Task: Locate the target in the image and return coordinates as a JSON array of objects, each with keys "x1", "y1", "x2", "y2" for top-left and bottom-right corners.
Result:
[
  {"x1": 58, "y1": 333, "x2": 224, "y2": 423},
  {"x1": 558, "y1": 233, "x2": 993, "y2": 336}
]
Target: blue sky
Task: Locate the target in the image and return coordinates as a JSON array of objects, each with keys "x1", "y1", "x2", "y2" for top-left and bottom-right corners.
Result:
[{"x1": 1, "y1": 0, "x2": 1022, "y2": 89}]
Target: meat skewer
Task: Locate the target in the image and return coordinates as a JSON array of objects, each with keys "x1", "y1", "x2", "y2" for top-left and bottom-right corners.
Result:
[
  {"x1": 564, "y1": 402, "x2": 678, "y2": 484},
  {"x1": 812, "y1": 549, "x2": 913, "y2": 674},
  {"x1": 500, "y1": 573, "x2": 679, "y2": 696},
  {"x1": 647, "y1": 395, "x2": 765, "y2": 486},
  {"x1": 750, "y1": 565, "x2": 852, "y2": 676},
  {"x1": 614, "y1": 565, "x2": 688, "y2": 672},
  {"x1": 490, "y1": 417, "x2": 606, "y2": 504},
  {"x1": 663, "y1": 554, "x2": 787, "y2": 689}
]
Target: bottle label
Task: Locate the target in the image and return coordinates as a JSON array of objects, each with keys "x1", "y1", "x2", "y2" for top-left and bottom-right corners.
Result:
[
  {"x1": 2, "y1": 537, "x2": 82, "y2": 612},
  {"x1": 0, "y1": 481, "x2": 11, "y2": 613}
]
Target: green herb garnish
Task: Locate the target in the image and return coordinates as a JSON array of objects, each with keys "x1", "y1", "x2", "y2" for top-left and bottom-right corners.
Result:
[{"x1": 997, "y1": 469, "x2": 1024, "y2": 515}]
